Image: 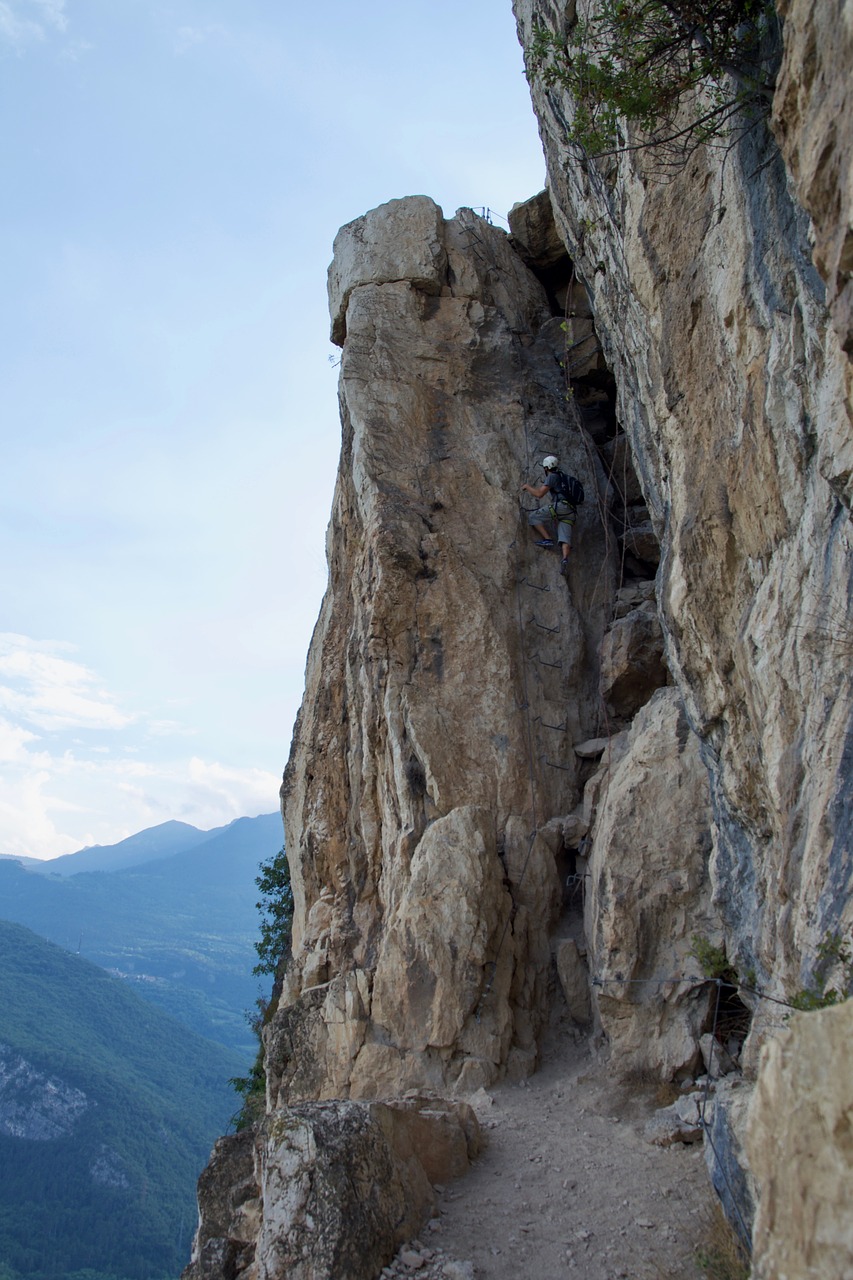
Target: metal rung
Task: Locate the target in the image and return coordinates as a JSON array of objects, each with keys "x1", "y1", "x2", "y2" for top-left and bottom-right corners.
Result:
[
  {"x1": 531, "y1": 616, "x2": 560, "y2": 633},
  {"x1": 540, "y1": 720, "x2": 568, "y2": 732},
  {"x1": 534, "y1": 655, "x2": 562, "y2": 669},
  {"x1": 521, "y1": 578, "x2": 551, "y2": 592},
  {"x1": 542, "y1": 756, "x2": 573, "y2": 772}
]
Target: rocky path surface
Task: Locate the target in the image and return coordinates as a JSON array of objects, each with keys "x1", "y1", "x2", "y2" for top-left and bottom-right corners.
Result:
[{"x1": 383, "y1": 1007, "x2": 714, "y2": 1280}]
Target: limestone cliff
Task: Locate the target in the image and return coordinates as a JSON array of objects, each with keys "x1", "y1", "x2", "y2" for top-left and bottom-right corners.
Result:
[
  {"x1": 278, "y1": 196, "x2": 618, "y2": 1102},
  {"x1": 512, "y1": 0, "x2": 853, "y2": 1270},
  {"x1": 185, "y1": 4, "x2": 853, "y2": 1276},
  {"x1": 186, "y1": 196, "x2": 639, "y2": 1280},
  {"x1": 512, "y1": 1, "x2": 853, "y2": 1019}
]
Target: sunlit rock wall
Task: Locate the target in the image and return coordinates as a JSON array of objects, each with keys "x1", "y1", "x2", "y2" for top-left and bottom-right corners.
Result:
[
  {"x1": 276, "y1": 196, "x2": 618, "y2": 1101},
  {"x1": 747, "y1": 999, "x2": 853, "y2": 1280}
]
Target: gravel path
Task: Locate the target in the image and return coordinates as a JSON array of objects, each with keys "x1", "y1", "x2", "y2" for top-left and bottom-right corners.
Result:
[{"x1": 383, "y1": 1006, "x2": 714, "y2": 1280}]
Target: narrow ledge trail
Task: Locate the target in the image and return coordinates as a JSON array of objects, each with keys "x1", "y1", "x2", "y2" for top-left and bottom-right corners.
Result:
[{"x1": 385, "y1": 999, "x2": 714, "y2": 1280}]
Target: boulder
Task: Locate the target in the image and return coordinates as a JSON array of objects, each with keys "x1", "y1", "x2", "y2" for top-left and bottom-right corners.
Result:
[
  {"x1": 599, "y1": 602, "x2": 668, "y2": 719},
  {"x1": 704, "y1": 1078, "x2": 756, "y2": 1250},
  {"x1": 644, "y1": 1091, "x2": 705, "y2": 1147},
  {"x1": 620, "y1": 514, "x2": 660, "y2": 565},
  {"x1": 256, "y1": 1102, "x2": 431, "y2": 1280},
  {"x1": 507, "y1": 189, "x2": 567, "y2": 269},
  {"x1": 182, "y1": 1128, "x2": 261, "y2": 1280},
  {"x1": 327, "y1": 196, "x2": 447, "y2": 346},
  {"x1": 748, "y1": 1001, "x2": 853, "y2": 1280},
  {"x1": 612, "y1": 580, "x2": 656, "y2": 619},
  {"x1": 584, "y1": 689, "x2": 718, "y2": 1080},
  {"x1": 191, "y1": 1098, "x2": 478, "y2": 1280},
  {"x1": 699, "y1": 1033, "x2": 739, "y2": 1078}
]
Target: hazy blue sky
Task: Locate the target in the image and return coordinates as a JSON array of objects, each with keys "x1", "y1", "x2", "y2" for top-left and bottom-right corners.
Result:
[{"x1": 1, "y1": 0, "x2": 545, "y2": 859}]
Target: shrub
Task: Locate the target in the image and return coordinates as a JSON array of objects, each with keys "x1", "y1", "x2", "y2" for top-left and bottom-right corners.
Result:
[
  {"x1": 790, "y1": 931, "x2": 853, "y2": 1012},
  {"x1": 528, "y1": 0, "x2": 779, "y2": 163},
  {"x1": 689, "y1": 934, "x2": 734, "y2": 982}
]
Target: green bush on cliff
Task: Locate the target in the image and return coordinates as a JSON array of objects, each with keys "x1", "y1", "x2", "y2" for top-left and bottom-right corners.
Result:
[
  {"x1": 230, "y1": 845, "x2": 294, "y2": 1130},
  {"x1": 252, "y1": 844, "x2": 293, "y2": 986},
  {"x1": 528, "y1": 0, "x2": 779, "y2": 161},
  {"x1": 790, "y1": 931, "x2": 853, "y2": 1012}
]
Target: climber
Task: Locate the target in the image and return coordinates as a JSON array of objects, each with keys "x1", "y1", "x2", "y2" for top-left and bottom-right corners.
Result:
[{"x1": 521, "y1": 455, "x2": 583, "y2": 577}]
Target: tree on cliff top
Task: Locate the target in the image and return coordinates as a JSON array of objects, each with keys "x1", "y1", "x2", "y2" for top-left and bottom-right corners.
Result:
[{"x1": 529, "y1": 0, "x2": 779, "y2": 166}]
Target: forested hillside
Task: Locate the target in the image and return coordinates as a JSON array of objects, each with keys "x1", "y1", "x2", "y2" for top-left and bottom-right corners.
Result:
[
  {"x1": 0, "y1": 813, "x2": 282, "y2": 1054},
  {"x1": 0, "y1": 921, "x2": 244, "y2": 1280}
]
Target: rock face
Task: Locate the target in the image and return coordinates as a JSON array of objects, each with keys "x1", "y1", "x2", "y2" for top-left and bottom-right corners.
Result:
[
  {"x1": 583, "y1": 689, "x2": 718, "y2": 1080},
  {"x1": 278, "y1": 196, "x2": 618, "y2": 1101},
  {"x1": 186, "y1": 4, "x2": 853, "y2": 1275},
  {"x1": 0, "y1": 1049, "x2": 89, "y2": 1140},
  {"x1": 772, "y1": 0, "x2": 853, "y2": 358},
  {"x1": 747, "y1": 1000, "x2": 853, "y2": 1280},
  {"x1": 512, "y1": 0, "x2": 853, "y2": 1267},
  {"x1": 512, "y1": 0, "x2": 853, "y2": 1053},
  {"x1": 184, "y1": 1098, "x2": 480, "y2": 1280}
]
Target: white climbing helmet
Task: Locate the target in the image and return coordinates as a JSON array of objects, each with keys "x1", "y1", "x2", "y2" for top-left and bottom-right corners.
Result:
[{"x1": 542, "y1": 455, "x2": 559, "y2": 470}]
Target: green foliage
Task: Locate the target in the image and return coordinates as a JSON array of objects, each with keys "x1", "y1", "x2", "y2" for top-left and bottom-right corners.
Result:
[
  {"x1": 230, "y1": 1049, "x2": 267, "y2": 1132},
  {"x1": 252, "y1": 846, "x2": 293, "y2": 981},
  {"x1": 790, "y1": 931, "x2": 853, "y2": 1012},
  {"x1": 229, "y1": 846, "x2": 293, "y2": 1131},
  {"x1": 528, "y1": 0, "x2": 778, "y2": 160},
  {"x1": 689, "y1": 935, "x2": 734, "y2": 982},
  {"x1": 229, "y1": 998, "x2": 277, "y2": 1133},
  {"x1": 0, "y1": 921, "x2": 247, "y2": 1280}
]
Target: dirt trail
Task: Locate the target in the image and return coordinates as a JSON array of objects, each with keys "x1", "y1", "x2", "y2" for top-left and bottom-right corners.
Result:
[{"x1": 384, "y1": 1005, "x2": 714, "y2": 1280}]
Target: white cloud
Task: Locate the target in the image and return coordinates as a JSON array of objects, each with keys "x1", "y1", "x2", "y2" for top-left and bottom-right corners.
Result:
[
  {"x1": 0, "y1": 2, "x2": 42, "y2": 44},
  {"x1": 0, "y1": 726, "x2": 280, "y2": 860},
  {"x1": 28, "y1": 0, "x2": 67, "y2": 31},
  {"x1": 0, "y1": 636, "x2": 280, "y2": 859},
  {"x1": 0, "y1": 634, "x2": 133, "y2": 732},
  {"x1": 147, "y1": 718, "x2": 198, "y2": 738},
  {"x1": 0, "y1": 0, "x2": 66, "y2": 46},
  {"x1": 0, "y1": 716, "x2": 43, "y2": 764},
  {"x1": 185, "y1": 757, "x2": 280, "y2": 818},
  {"x1": 58, "y1": 37, "x2": 92, "y2": 62}
]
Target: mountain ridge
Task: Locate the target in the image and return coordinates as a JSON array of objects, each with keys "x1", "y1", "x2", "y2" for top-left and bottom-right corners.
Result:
[
  {"x1": 0, "y1": 812, "x2": 283, "y2": 1053},
  {"x1": 33, "y1": 818, "x2": 219, "y2": 876}
]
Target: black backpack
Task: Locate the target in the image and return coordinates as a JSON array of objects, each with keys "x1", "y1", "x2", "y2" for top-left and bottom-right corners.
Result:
[{"x1": 554, "y1": 470, "x2": 584, "y2": 507}]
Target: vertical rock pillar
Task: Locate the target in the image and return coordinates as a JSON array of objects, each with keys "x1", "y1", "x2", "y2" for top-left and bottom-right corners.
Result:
[{"x1": 275, "y1": 196, "x2": 617, "y2": 1101}]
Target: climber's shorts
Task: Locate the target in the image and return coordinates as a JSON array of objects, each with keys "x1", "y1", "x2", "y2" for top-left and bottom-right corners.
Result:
[{"x1": 529, "y1": 504, "x2": 575, "y2": 548}]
